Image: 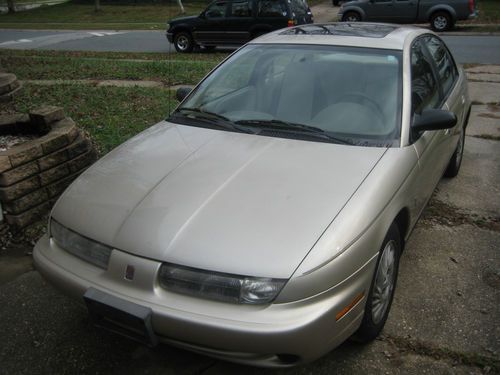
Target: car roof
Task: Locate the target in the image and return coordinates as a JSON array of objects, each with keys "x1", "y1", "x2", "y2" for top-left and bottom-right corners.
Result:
[{"x1": 250, "y1": 23, "x2": 430, "y2": 50}]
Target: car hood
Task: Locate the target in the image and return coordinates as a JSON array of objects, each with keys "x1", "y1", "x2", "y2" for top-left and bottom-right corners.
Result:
[
  {"x1": 52, "y1": 122, "x2": 386, "y2": 279},
  {"x1": 169, "y1": 15, "x2": 198, "y2": 25}
]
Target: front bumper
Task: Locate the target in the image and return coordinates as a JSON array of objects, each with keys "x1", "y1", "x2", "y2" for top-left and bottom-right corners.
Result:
[{"x1": 34, "y1": 234, "x2": 373, "y2": 366}]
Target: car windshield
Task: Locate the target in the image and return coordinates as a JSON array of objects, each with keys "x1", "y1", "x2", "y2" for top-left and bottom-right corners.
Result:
[{"x1": 172, "y1": 44, "x2": 402, "y2": 147}]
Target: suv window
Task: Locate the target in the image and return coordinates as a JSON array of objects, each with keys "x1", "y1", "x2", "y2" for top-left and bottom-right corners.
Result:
[
  {"x1": 290, "y1": 0, "x2": 307, "y2": 16},
  {"x1": 258, "y1": 0, "x2": 287, "y2": 17},
  {"x1": 424, "y1": 36, "x2": 458, "y2": 98},
  {"x1": 411, "y1": 40, "x2": 440, "y2": 114},
  {"x1": 206, "y1": 1, "x2": 227, "y2": 18},
  {"x1": 230, "y1": 0, "x2": 252, "y2": 17}
]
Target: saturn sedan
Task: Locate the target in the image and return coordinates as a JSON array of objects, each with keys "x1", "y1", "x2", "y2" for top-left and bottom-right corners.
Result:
[{"x1": 34, "y1": 23, "x2": 470, "y2": 367}]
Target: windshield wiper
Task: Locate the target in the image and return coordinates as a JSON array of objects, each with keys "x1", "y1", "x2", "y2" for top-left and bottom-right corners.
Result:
[
  {"x1": 234, "y1": 119, "x2": 355, "y2": 145},
  {"x1": 171, "y1": 107, "x2": 255, "y2": 134}
]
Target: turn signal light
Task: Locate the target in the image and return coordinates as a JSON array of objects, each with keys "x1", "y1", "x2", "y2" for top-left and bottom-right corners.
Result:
[
  {"x1": 336, "y1": 292, "x2": 365, "y2": 321},
  {"x1": 287, "y1": 20, "x2": 295, "y2": 27}
]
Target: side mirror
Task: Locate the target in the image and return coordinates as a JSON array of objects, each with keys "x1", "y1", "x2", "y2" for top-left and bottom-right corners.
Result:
[
  {"x1": 411, "y1": 109, "x2": 457, "y2": 132},
  {"x1": 176, "y1": 87, "x2": 192, "y2": 102}
]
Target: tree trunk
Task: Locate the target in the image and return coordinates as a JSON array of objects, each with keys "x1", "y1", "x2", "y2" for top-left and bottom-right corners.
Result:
[
  {"x1": 177, "y1": 0, "x2": 185, "y2": 14},
  {"x1": 95, "y1": 0, "x2": 100, "y2": 12},
  {"x1": 7, "y1": 0, "x2": 15, "y2": 13}
]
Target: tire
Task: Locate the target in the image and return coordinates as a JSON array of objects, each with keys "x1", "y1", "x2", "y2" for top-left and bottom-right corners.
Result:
[
  {"x1": 173, "y1": 31, "x2": 194, "y2": 53},
  {"x1": 444, "y1": 126, "x2": 465, "y2": 178},
  {"x1": 342, "y1": 11, "x2": 361, "y2": 22},
  {"x1": 355, "y1": 223, "x2": 401, "y2": 342},
  {"x1": 430, "y1": 11, "x2": 452, "y2": 32}
]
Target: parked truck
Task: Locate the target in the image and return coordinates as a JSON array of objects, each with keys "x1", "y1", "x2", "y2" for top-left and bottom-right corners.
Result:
[{"x1": 338, "y1": 0, "x2": 477, "y2": 31}]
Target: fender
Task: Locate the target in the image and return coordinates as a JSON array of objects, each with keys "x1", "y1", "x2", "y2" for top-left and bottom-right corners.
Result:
[
  {"x1": 340, "y1": 5, "x2": 367, "y2": 21},
  {"x1": 422, "y1": 4, "x2": 457, "y2": 23}
]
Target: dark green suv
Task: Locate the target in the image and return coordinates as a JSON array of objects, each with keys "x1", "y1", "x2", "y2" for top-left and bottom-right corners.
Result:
[{"x1": 167, "y1": 0, "x2": 313, "y2": 53}]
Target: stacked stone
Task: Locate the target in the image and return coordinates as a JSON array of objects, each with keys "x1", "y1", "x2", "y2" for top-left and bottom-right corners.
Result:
[
  {"x1": 0, "y1": 73, "x2": 22, "y2": 103},
  {"x1": 0, "y1": 106, "x2": 97, "y2": 228}
]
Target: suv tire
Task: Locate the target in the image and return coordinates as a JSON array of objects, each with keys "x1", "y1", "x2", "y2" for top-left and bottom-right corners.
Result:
[
  {"x1": 342, "y1": 11, "x2": 361, "y2": 22},
  {"x1": 430, "y1": 11, "x2": 453, "y2": 32},
  {"x1": 174, "y1": 31, "x2": 194, "y2": 53}
]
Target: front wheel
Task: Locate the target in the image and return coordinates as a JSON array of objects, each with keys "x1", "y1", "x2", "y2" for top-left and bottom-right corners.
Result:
[
  {"x1": 173, "y1": 31, "x2": 194, "y2": 53},
  {"x1": 355, "y1": 223, "x2": 401, "y2": 342},
  {"x1": 430, "y1": 11, "x2": 453, "y2": 32},
  {"x1": 342, "y1": 11, "x2": 361, "y2": 22},
  {"x1": 444, "y1": 127, "x2": 465, "y2": 178}
]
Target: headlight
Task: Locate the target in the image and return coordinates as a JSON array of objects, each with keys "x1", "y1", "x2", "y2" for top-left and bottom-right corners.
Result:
[
  {"x1": 159, "y1": 263, "x2": 286, "y2": 305},
  {"x1": 50, "y1": 219, "x2": 112, "y2": 269}
]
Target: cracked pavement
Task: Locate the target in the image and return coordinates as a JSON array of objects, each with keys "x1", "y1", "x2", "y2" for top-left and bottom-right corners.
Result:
[{"x1": 0, "y1": 67, "x2": 499, "y2": 374}]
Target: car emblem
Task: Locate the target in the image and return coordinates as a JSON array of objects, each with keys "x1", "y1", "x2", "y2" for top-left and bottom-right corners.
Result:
[{"x1": 125, "y1": 265, "x2": 135, "y2": 281}]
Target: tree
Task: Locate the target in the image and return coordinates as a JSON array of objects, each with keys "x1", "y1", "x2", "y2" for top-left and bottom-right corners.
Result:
[
  {"x1": 95, "y1": 0, "x2": 100, "y2": 12},
  {"x1": 177, "y1": 0, "x2": 185, "y2": 14},
  {"x1": 7, "y1": 0, "x2": 15, "y2": 13}
]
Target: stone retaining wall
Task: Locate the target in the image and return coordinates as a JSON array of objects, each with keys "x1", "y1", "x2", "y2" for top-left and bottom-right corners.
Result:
[{"x1": 0, "y1": 106, "x2": 97, "y2": 228}]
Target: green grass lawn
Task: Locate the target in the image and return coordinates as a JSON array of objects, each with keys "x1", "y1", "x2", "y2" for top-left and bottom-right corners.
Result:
[
  {"x1": 0, "y1": 49, "x2": 227, "y2": 84},
  {"x1": 0, "y1": 1, "x2": 207, "y2": 30},
  {"x1": 0, "y1": 0, "x2": 67, "y2": 5},
  {"x1": 0, "y1": 49, "x2": 227, "y2": 153},
  {"x1": 475, "y1": 0, "x2": 500, "y2": 23},
  {"x1": 4, "y1": 84, "x2": 178, "y2": 154}
]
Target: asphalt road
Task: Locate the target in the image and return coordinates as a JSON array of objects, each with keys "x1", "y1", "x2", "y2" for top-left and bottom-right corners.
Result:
[{"x1": 1, "y1": 29, "x2": 500, "y2": 63}]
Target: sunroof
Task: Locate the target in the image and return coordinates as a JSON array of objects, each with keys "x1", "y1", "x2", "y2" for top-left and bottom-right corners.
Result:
[{"x1": 279, "y1": 23, "x2": 398, "y2": 38}]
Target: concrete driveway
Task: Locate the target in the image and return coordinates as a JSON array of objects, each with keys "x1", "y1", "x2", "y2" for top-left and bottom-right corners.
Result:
[{"x1": 0, "y1": 68, "x2": 499, "y2": 374}]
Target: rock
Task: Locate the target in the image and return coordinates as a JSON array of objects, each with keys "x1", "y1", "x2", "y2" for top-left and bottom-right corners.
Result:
[{"x1": 29, "y1": 106, "x2": 65, "y2": 135}]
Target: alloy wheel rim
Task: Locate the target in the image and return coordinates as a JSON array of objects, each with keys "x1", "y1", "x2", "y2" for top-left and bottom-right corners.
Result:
[
  {"x1": 347, "y1": 15, "x2": 359, "y2": 22},
  {"x1": 434, "y1": 16, "x2": 448, "y2": 30},
  {"x1": 177, "y1": 36, "x2": 189, "y2": 51},
  {"x1": 371, "y1": 240, "x2": 396, "y2": 324}
]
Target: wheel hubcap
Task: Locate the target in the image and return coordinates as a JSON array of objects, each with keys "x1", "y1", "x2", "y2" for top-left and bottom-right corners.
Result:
[
  {"x1": 371, "y1": 240, "x2": 396, "y2": 324},
  {"x1": 347, "y1": 15, "x2": 359, "y2": 22},
  {"x1": 434, "y1": 16, "x2": 447, "y2": 30},
  {"x1": 177, "y1": 36, "x2": 189, "y2": 51}
]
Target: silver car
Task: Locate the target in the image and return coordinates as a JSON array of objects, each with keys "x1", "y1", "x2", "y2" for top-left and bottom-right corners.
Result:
[{"x1": 34, "y1": 23, "x2": 470, "y2": 367}]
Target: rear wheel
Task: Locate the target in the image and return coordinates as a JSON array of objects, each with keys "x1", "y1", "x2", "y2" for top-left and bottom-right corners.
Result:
[
  {"x1": 342, "y1": 11, "x2": 361, "y2": 22},
  {"x1": 355, "y1": 223, "x2": 401, "y2": 342},
  {"x1": 173, "y1": 31, "x2": 194, "y2": 53},
  {"x1": 430, "y1": 11, "x2": 453, "y2": 31},
  {"x1": 444, "y1": 127, "x2": 465, "y2": 178}
]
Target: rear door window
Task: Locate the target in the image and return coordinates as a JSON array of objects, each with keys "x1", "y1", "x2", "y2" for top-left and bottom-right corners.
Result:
[
  {"x1": 258, "y1": 0, "x2": 287, "y2": 17},
  {"x1": 424, "y1": 35, "x2": 458, "y2": 98},
  {"x1": 289, "y1": 0, "x2": 307, "y2": 16},
  {"x1": 230, "y1": 0, "x2": 252, "y2": 17},
  {"x1": 411, "y1": 40, "x2": 440, "y2": 114}
]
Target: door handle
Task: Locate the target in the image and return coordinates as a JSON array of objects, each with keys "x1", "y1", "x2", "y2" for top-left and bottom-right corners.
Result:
[{"x1": 461, "y1": 96, "x2": 466, "y2": 104}]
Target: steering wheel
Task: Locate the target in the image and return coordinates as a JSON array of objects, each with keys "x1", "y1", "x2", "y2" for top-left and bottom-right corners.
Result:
[{"x1": 337, "y1": 92, "x2": 386, "y2": 129}]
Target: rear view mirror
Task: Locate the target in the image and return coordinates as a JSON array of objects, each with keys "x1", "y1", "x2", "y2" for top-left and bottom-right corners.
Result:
[
  {"x1": 411, "y1": 109, "x2": 457, "y2": 132},
  {"x1": 176, "y1": 87, "x2": 192, "y2": 102}
]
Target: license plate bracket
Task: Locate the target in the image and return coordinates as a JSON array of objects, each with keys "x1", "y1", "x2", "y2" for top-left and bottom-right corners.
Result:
[{"x1": 84, "y1": 287, "x2": 158, "y2": 347}]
